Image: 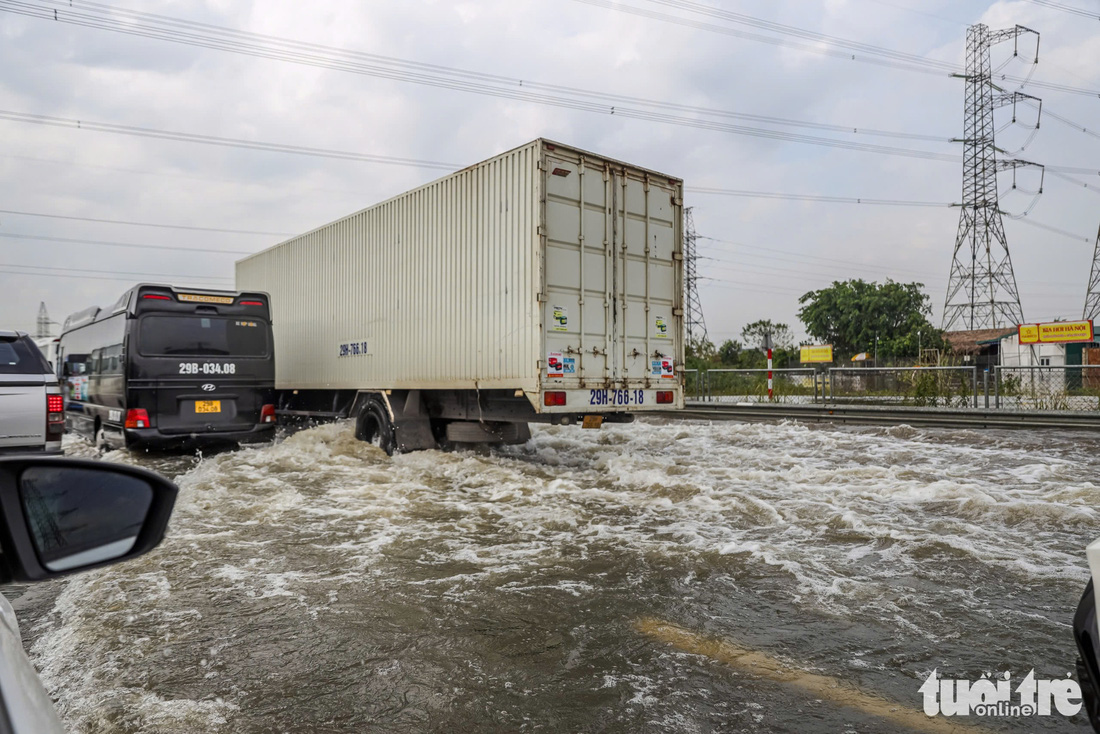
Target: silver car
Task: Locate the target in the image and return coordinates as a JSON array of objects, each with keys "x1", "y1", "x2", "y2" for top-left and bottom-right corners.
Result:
[
  {"x1": 0, "y1": 456, "x2": 178, "y2": 731},
  {"x1": 0, "y1": 331, "x2": 63, "y2": 455}
]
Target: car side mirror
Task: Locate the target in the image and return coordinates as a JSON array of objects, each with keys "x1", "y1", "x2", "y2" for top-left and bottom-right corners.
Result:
[{"x1": 0, "y1": 458, "x2": 177, "y2": 582}]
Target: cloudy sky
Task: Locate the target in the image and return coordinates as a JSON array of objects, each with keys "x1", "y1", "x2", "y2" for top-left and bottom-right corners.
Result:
[{"x1": 1, "y1": 0, "x2": 1097, "y2": 346}]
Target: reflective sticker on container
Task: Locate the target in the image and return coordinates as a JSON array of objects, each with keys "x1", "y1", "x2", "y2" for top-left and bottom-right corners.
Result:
[
  {"x1": 651, "y1": 359, "x2": 675, "y2": 378},
  {"x1": 655, "y1": 315, "x2": 669, "y2": 338},
  {"x1": 552, "y1": 305, "x2": 569, "y2": 332},
  {"x1": 563, "y1": 357, "x2": 576, "y2": 375},
  {"x1": 547, "y1": 352, "x2": 564, "y2": 378}
]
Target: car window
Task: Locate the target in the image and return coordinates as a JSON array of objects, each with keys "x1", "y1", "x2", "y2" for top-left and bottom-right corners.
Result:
[{"x1": 0, "y1": 336, "x2": 51, "y2": 375}]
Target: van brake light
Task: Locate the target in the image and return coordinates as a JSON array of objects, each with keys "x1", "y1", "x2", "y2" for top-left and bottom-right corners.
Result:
[
  {"x1": 260, "y1": 404, "x2": 276, "y2": 424},
  {"x1": 125, "y1": 408, "x2": 150, "y2": 429},
  {"x1": 142, "y1": 294, "x2": 172, "y2": 301}
]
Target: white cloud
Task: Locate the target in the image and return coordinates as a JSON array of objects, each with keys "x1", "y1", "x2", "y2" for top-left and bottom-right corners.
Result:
[{"x1": 0, "y1": 0, "x2": 1096, "y2": 342}]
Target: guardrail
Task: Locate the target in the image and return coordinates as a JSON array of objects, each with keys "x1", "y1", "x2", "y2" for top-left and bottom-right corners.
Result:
[
  {"x1": 684, "y1": 364, "x2": 1100, "y2": 413},
  {"x1": 827, "y1": 366, "x2": 978, "y2": 408},
  {"x1": 704, "y1": 368, "x2": 820, "y2": 404},
  {"x1": 995, "y1": 365, "x2": 1100, "y2": 412}
]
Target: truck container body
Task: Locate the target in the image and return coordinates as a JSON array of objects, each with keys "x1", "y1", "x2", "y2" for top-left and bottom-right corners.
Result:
[{"x1": 236, "y1": 139, "x2": 684, "y2": 452}]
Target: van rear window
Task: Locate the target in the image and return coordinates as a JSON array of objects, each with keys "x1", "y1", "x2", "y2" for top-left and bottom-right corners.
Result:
[
  {"x1": 137, "y1": 317, "x2": 268, "y2": 357},
  {"x1": 0, "y1": 336, "x2": 51, "y2": 375}
]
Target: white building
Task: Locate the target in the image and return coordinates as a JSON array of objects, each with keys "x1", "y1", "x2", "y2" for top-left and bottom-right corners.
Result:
[{"x1": 998, "y1": 333, "x2": 1066, "y2": 367}]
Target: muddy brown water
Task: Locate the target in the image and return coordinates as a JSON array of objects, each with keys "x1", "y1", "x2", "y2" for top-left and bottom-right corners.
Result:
[{"x1": 4, "y1": 420, "x2": 1096, "y2": 732}]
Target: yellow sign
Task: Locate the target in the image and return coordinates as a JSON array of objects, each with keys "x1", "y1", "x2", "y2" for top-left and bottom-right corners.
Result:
[
  {"x1": 800, "y1": 344, "x2": 833, "y2": 363},
  {"x1": 1018, "y1": 324, "x2": 1039, "y2": 344},
  {"x1": 1018, "y1": 320, "x2": 1094, "y2": 344},
  {"x1": 195, "y1": 400, "x2": 221, "y2": 414},
  {"x1": 179, "y1": 293, "x2": 234, "y2": 305}
]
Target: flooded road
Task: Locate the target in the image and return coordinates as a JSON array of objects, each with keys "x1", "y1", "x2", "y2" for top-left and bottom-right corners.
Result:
[{"x1": 10, "y1": 420, "x2": 1097, "y2": 732}]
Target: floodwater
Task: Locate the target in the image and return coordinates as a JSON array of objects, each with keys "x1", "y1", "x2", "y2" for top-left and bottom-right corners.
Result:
[{"x1": 7, "y1": 419, "x2": 1098, "y2": 732}]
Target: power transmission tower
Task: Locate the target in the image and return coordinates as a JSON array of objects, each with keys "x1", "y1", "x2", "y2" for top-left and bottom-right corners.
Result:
[
  {"x1": 1084, "y1": 223, "x2": 1100, "y2": 320},
  {"x1": 942, "y1": 23, "x2": 1042, "y2": 331},
  {"x1": 683, "y1": 207, "x2": 708, "y2": 350},
  {"x1": 35, "y1": 302, "x2": 51, "y2": 339}
]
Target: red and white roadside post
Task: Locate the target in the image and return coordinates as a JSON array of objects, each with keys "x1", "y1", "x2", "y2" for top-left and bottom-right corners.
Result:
[
  {"x1": 767, "y1": 348, "x2": 773, "y2": 401},
  {"x1": 764, "y1": 332, "x2": 774, "y2": 402}
]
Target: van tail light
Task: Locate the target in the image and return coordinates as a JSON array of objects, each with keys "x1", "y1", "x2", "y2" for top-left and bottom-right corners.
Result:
[
  {"x1": 125, "y1": 408, "x2": 150, "y2": 429},
  {"x1": 46, "y1": 394, "x2": 65, "y2": 439},
  {"x1": 260, "y1": 404, "x2": 276, "y2": 424},
  {"x1": 656, "y1": 391, "x2": 674, "y2": 404},
  {"x1": 543, "y1": 391, "x2": 567, "y2": 406}
]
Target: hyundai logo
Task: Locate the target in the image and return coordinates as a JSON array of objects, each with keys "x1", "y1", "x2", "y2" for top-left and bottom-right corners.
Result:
[{"x1": 201, "y1": 383, "x2": 216, "y2": 392}]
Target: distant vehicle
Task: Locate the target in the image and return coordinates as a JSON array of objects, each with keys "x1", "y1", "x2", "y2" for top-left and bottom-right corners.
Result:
[
  {"x1": 0, "y1": 455, "x2": 177, "y2": 732},
  {"x1": 0, "y1": 331, "x2": 63, "y2": 455},
  {"x1": 236, "y1": 139, "x2": 686, "y2": 454},
  {"x1": 32, "y1": 336, "x2": 59, "y2": 373},
  {"x1": 57, "y1": 284, "x2": 277, "y2": 451}
]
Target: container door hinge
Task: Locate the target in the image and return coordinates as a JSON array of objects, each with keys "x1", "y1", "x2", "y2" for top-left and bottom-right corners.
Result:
[
  {"x1": 673, "y1": 252, "x2": 684, "y2": 261},
  {"x1": 673, "y1": 307, "x2": 684, "y2": 316},
  {"x1": 672, "y1": 196, "x2": 683, "y2": 206}
]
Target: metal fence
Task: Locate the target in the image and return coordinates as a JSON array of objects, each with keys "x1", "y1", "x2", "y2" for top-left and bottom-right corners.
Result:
[
  {"x1": 827, "y1": 366, "x2": 978, "y2": 408},
  {"x1": 703, "y1": 368, "x2": 820, "y2": 404},
  {"x1": 995, "y1": 365, "x2": 1100, "y2": 412},
  {"x1": 683, "y1": 365, "x2": 1100, "y2": 412}
]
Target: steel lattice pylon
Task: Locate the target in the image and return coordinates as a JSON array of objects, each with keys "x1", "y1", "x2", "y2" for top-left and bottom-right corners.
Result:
[
  {"x1": 35, "y1": 301, "x2": 51, "y2": 339},
  {"x1": 683, "y1": 207, "x2": 708, "y2": 349},
  {"x1": 943, "y1": 23, "x2": 1041, "y2": 331},
  {"x1": 1084, "y1": 223, "x2": 1100, "y2": 320}
]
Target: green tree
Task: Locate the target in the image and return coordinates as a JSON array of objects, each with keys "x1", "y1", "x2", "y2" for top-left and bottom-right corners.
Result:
[
  {"x1": 686, "y1": 337, "x2": 717, "y2": 370},
  {"x1": 740, "y1": 320, "x2": 794, "y2": 350},
  {"x1": 797, "y1": 279, "x2": 943, "y2": 361},
  {"x1": 717, "y1": 339, "x2": 742, "y2": 365}
]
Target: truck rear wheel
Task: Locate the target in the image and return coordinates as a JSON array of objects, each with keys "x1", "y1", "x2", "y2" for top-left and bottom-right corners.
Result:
[{"x1": 355, "y1": 398, "x2": 396, "y2": 456}]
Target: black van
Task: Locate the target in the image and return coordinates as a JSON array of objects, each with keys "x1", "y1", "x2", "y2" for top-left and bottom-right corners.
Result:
[{"x1": 58, "y1": 284, "x2": 276, "y2": 450}]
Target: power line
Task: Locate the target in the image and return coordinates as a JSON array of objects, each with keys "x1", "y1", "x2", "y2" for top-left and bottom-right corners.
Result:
[
  {"x1": 1022, "y1": 0, "x2": 1100, "y2": 20},
  {"x1": 1047, "y1": 170, "x2": 1100, "y2": 196},
  {"x1": 0, "y1": 110, "x2": 461, "y2": 171},
  {"x1": 0, "y1": 268, "x2": 229, "y2": 285},
  {"x1": 0, "y1": 1, "x2": 962, "y2": 156},
  {"x1": 1008, "y1": 215, "x2": 1093, "y2": 242},
  {"x1": 1023, "y1": 101, "x2": 1100, "y2": 141},
  {"x1": 0, "y1": 107, "x2": 961, "y2": 171},
  {"x1": 0, "y1": 231, "x2": 255, "y2": 255},
  {"x1": 687, "y1": 187, "x2": 953, "y2": 206},
  {"x1": 0, "y1": 208, "x2": 292, "y2": 236},
  {"x1": 0, "y1": 261, "x2": 233, "y2": 281},
  {"x1": 698, "y1": 235, "x2": 940, "y2": 278},
  {"x1": 573, "y1": 0, "x2": 1100, "y2": 98},
  {"x1": 573, "y1": 0, "x2": 960, "y2": 75}
]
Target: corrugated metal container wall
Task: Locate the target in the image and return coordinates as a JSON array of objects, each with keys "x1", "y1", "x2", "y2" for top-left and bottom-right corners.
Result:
[{"x1": 236, "y1": 141, "x2": 543, "y2": 391}]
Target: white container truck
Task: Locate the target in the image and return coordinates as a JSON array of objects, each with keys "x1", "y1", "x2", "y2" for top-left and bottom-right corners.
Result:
[{"x1": 236, "y1": 139, "x2": 684, "y2": 453}]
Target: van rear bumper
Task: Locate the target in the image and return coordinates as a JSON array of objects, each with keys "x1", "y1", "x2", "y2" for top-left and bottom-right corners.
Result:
[
  {"x1": 0, "y1": 445, "x2": 63, "y2": 456},
  {"x1": 124, "y1": 424, "x2": 276, "y2": 449}
]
